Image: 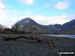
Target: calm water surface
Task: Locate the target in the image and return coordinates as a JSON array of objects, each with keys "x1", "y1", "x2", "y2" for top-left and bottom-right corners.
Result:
[
  {"x1": 31, "y1": 34, "x2": 75, "y2": 38},
  {"x1": 30, "y1": 34, "x2": 75, "y2": 38},
  {"x1": 44, "y1": 34, "x2": 75, "y2": 38}
]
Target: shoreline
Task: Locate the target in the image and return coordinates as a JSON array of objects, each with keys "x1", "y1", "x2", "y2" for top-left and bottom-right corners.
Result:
[{"x1": 0, "y1": 34, "x2": 75, "y2": 56}]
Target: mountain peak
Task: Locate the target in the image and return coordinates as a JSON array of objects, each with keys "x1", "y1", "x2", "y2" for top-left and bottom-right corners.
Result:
[
  {"x1": 12, "y1": 17, "x2": 40, "y2": 31},
  {"x1": 23, "y1": 17, "x2": 32, "y2": 21},
  {"x1": 25, "y1": 17, "x2": 32, "y2": 20},
  {"x1": 20, "y1": 17, "x2": 32, "y2": 23}
]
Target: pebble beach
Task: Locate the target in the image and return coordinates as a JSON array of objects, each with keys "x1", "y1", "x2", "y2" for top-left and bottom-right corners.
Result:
[{"x1": 0, "y1": 34, "x2": 75, "y2": 56}]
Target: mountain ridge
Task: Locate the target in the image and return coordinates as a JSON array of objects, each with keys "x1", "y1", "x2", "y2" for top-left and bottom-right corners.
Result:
[
  {"x1": 0, "y1": 18, "x2": 75, "y2": 34},
  {"x1": 11, "y1": 18, "x2": 75, "y2": 34}
]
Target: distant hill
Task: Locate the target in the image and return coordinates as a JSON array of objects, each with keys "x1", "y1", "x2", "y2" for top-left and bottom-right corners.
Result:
[
  {"x1": 0, "y1": 24, "x2": 9, "y2": 30},
  {"x1": 0, "y1": 24, "x2": 9, "y2": 33}
]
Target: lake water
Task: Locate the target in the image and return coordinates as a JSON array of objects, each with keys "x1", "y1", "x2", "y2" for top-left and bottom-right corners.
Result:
[
  {"x1": 43, "y1": 34, "x2": 75, "y2": 38},
  {"x1": 29, "y1": 34, "x2": 75, "y2": 39},
  {"x1": 0, "y1": 34, "x2": 75, "y2": 39}
]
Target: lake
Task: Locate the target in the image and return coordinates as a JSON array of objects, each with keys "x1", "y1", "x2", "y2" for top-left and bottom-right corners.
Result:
[
  {"x1": 28, "y1": 34, "x2": 75, "y2": 39},
  {"x1": 41, "y1": 34, "x2": 75, "y2": 39},
  {"x1": 0, "y1": 34, "x2": 75, "y2": 39}
]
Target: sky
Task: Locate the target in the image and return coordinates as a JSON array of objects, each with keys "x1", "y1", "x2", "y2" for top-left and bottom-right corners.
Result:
[{"x1": 0, "y1": 0, "x2": 75, "y2": 28}]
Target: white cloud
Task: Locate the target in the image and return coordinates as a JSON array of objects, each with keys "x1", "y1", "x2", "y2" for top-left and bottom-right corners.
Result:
[
  {"x1": 31, "y1": 15, "x2": 69, "y2": 25},
  {"x1": 0, "y1": 9, "x2": 8, "y2": 20},
  {"x1": 54, "y1": 0, "x2": 74, "y2": 10},
  {"x1": 0, "y1": 0, "x2": 5, "y2": 8},
  {"x1": 8, "y1": 19, "x2": 18, "y2": 27},
  {"x1": 55, "y1": 1, "x2": 70, "y2": 9},
  {"x1": 10, "y1": 19, "x2": 18, "y2": 24},
  {"x1": 18, "y1": 0, "x2": 34, "y2": 5},
  {"x1": 66, "y1": 14, "x2": 75, "y2": 20},
  {"x1": 0, "y1": 0, "x2": 7, "y2": 20},
  {"x1": 19, "y1": 14, "x2": 75, "y2": 25},
  {"x1": 32, "y1": 14, "x2": 75, "y2": 25},
  {"x1": 0, "y1": 0, "x2": 9, "y2": 27},
  {"x1": 0, "y1": 2, "x2": 5, "y2": 8}
]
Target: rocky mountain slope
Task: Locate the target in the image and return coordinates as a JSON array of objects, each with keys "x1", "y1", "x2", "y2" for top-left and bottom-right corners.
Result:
[
  {"x1": 61, "y1": 19, "x2": 75, "y2": 34},
  {"x1": 12, "y1": 18, "x2": 47, "y2": 33}
]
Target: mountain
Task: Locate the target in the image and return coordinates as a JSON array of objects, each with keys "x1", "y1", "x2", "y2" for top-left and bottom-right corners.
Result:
[
  {"x1": 61, "y1": 19, "x2": 75, "y2": 34},
  {"x1": 12, "y1": 18, "x2": 47, "y2": 33},
  {"x1": 63, "y1": 19, "x2": 75, "y2": 28},
  {"x1": 40, "y1": 24, "x2": 62, "y2": 33},
  {"x1": 12, "y1": 18, "x2": 75, "y2": 34},
  {"x1": 41, "y1": 19, "x2": 75, "y2": 34}
]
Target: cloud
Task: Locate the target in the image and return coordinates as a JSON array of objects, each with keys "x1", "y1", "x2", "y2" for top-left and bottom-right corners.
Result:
[
  {"x1": 3, "y1": 10, "x2": 28, "y2": 27},
  {"x1": 0, "y1": 0, "x2": 5, "y2": 8},
  {"x1": 19, "y1": 14, "x2": 75, "y2": 25},
  {"x1": 31, "y1": 15, "x2": 69, "y2": 25},
  {"x1": 8, "y1": 19, "x2": 18, "y2": 27},
  {"x1": 0, "y1": 0, "x2": 9, "y2": 27},
  {"x1": 0, "y1": 2, "x2": 5, "y2": 8},
  {"x1": 54, "y1": 1, "x2": 70, "y2": 9},
  {"x1": 0, "y1": 9, "x2": 8, "y2": 20},
  {"x1": 0, "y1": 0, "x2": 7, "y2": 20},
  {"x1": 66, "y1": 14, "x2": 75, "y2": 20},
  {"x1": 18, "y1": 0, "x2": 34, "y2": 5},
  {"x1": 32, "y1": 14, "x2": 75, "y2": 25}
]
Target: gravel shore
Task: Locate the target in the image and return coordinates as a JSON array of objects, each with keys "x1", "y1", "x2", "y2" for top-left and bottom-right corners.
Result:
[{"x1": 0, "y1": 34, "x2": 75, "y2": 56}]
